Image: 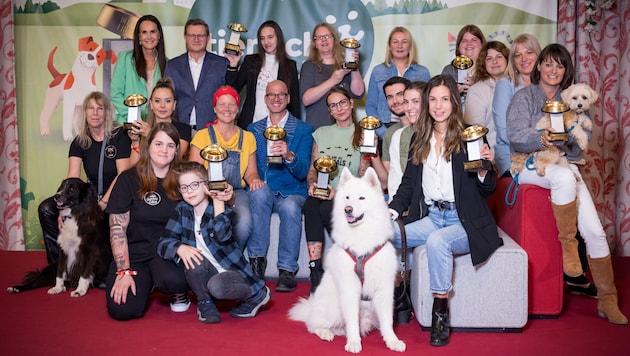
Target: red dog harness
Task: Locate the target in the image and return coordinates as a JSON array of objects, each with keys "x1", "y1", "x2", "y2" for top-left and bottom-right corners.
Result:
[{"x1": 344, "y1": 243, "x2": 386, "y2": 284}]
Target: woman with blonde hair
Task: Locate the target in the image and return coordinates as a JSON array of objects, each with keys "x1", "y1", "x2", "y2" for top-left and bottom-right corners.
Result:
[
  {"x1": 366, "y1": 26, "x2": 430, "y2": 137},
  {"x1": 299, "y1": 23, "x2": 365, "y2": 129}
]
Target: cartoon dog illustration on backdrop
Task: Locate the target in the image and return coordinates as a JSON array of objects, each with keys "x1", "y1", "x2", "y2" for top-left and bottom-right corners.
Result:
[{"x1": 39, "y1": 36, "x2": 117, "y2": 141}]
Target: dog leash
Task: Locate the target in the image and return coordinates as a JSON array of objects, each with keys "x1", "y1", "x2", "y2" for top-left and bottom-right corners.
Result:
[
  {"x1": 505, "y1": 155, "x2": 536, "y2": 207},
  {"x1": 396, "y1": 218, "x2": 409, "y2": 299}
]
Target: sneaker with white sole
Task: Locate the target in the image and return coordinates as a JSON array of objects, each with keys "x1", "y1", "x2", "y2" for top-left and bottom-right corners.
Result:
[
  {"x1": 170, "y1": 292, "x2": 191, "y2": 312},
  {"x1": 229, "y1": 286, "x2": 271, "y2": 318},
  {"x1": 197, "y1": 299, "x2": 221, "y2": 323}
]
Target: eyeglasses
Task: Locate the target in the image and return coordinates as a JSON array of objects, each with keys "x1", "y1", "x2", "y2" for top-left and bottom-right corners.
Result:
[
  {"x1": 265, "y1": 93, "x2": 288, "y2": 100},
  {"x1": 327, "y1": 99, "x2": 350, "y2": 111},
  {"x1": 313, "y1": 33, "x2": 333, "y2": 41},
  {"x1": 178, "y1": 180, "x2": 206, "y2": 193},
  {"x1": 185, "y1": 34, "x2": 208, "y2": 40}
]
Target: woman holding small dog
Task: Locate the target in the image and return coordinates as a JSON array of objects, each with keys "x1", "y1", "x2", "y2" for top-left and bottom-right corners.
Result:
[
  {"x1": 105, "y1": 122, "x2": 190, "y2": 321},
  {"x1": 303, "y1": 86, "x2": 387, "y2": 293},
  {"x1": 389, "y1": 75, "x2": 502, "y2": 346},
  {"x1": 38, "y1": 91, "x2": 131, "y2": 264},
  {"x1": 111, "y1": 14, "x2": 167, "y2": 124},
  {"x1": 506, "y1": 43, "x2": 627, "y2": 325}
]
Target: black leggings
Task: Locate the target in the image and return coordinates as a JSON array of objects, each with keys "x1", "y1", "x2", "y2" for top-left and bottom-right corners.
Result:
[
  {"x1": 303, "y1": 197, "x2": 333, "y2": 243},
  {"x1": 105, "y1": 257, "x2": 188, "y2": 321}
]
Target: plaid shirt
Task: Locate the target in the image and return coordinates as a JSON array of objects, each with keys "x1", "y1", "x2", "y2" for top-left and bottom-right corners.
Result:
[{"x1": 157, "y1": 201, "x2": 264, "y2": 295}]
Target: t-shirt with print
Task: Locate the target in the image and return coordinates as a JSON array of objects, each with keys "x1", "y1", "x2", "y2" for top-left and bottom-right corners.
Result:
[
  {"x1": 106, "y1": 168, "x2": 180, "y2": 263},
  {"x1": 68, "y1": 126, "x2": 131, "y2": 193},
  {"x1": 312, "y1": 124, "x2": 360, "y2": 189}
]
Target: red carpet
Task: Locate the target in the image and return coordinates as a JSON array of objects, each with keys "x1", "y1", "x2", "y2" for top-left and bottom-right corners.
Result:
[{"x1": 1, "y1": 251, "x2": 629, "y2": 355}]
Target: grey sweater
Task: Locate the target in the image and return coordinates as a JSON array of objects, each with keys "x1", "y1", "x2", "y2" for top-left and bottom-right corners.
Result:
[{"x1": 506, "y1": 84, "x2": 587, "y2": 162}]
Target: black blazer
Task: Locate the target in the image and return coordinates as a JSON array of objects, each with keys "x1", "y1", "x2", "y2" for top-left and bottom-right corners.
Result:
[
  {"x1": 389, "y1": 148, "x2": 503, "y2": 266},
  {"x1": 229, "y1": 54, "x2": 300, "y2": 129}
]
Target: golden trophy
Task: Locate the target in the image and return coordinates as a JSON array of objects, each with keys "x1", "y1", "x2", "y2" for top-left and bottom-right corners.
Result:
[
  {"x1": 200, "y1": 144, "x2": 228, "y2": 190},
  {"x1": 263, "y1": 126, "x2": 287, "y2": 164},
  {"x1": 461, "y1": 125, "x2": 493, "y2": 172},
  {"x1": 542, "y1": 101, "x2": 570, "y2": 141},
  {"x1": 225, "y1": 23, "x2": 247, "y2": 56},
  {"x1": 312, "y1": 156, "x2": 338, "y2": 198},
  {"x1": 359, "y1": 116, "x2": 382, "y2": 154},
  {"x1": 123, "y1": 94, "x2": 147, "y2": 129},
  {"x1": 340, "y1": 38, "x2": 360, "y2": 70},
  {"x1": 451, "y1": 55, "x2": 474, "y2": 85}
]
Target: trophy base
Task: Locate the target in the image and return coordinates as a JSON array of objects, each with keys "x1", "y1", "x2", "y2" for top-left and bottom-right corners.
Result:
[
  {"x1": 313, "y1": 187, "x2": 331, "y2": 198},
  {"x1": 207, "y1": 180, "x2": 228, "y2": 191},
  {"x1": 123, "y1": 122, "x2": 135, "y2": 130},
  {"x1": 360, "y1": 145, "x2": 378, "y2": 154},
  {"x1": 343, "y1": 62, "x2": 358, "y2": 71},
  {"x1": 549, "y1": 132, "x2": 569, "y2": 141},
  {"x1": 464, "y1": 159, "x2": 493, "y2": 172},
  {"x1": 224, "y1": 43, "x2": 241, "y2": 56},
  {"x1": 266, "y1": 156, "x2": 284, "y2": 164}
]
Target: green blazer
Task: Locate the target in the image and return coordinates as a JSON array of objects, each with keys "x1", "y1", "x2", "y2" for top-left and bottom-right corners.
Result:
[{"x1": 110, "y1": 50, "x2": 162, "y2": 124}]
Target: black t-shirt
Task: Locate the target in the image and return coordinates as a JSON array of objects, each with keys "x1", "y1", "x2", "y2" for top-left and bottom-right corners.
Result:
[
  {"x1": 68, "y1": 127, "x2": 131, "y2": 194},
  {"x1": 105, "y1": 168, "x2": 180, "y2": 262},
  {"x1": 171, "y1": 120, "x2": 192, "y2": 143}
]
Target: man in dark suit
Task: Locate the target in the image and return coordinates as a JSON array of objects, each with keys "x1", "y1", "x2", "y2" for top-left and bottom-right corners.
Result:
[{"x1": 165, "y1": 18, "x2": 237, "y2": 130}]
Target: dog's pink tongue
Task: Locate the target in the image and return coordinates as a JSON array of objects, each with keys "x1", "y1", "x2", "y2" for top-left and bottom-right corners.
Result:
[{"x1": 346, "y1": 215, "x2": 356, "y2": 224}]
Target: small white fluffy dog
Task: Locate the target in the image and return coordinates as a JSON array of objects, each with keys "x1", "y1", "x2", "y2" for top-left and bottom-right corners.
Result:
[
  {"x1": 289, "y1": 167, "x2": 406, "y2": 353},
  {"x1": 511, "y1": 83, "x2": 598, "y2": 176}
]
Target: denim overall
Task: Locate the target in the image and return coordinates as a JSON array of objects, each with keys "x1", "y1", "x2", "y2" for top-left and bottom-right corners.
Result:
[{"x1": 208, "y1": 126, "x2": 244, "y2": 190}]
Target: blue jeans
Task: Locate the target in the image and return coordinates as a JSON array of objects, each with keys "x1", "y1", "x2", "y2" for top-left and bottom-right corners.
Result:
[
  {"x1": 392, "y1": 206, "x2": 470, "y2": 294},
  {"x1": 248, "y1": 185, "x2": 305, "y2": 273},
  {"x1": 233, "y1": 189, "x2": 252, "y2": 251}
]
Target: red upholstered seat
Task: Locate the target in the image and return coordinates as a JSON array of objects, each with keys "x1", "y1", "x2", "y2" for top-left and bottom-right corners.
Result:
[{"x1": 488, "y1": 178, "x2": 564, "y2": 316}]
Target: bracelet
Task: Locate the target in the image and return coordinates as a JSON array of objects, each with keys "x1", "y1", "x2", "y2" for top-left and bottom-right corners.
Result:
[
  {"x1": 132, "y1": 145, "x2": 140, "y2": 153},
  {"x1": 116, "y1": 269, "x2": 138, "y2": 276}
]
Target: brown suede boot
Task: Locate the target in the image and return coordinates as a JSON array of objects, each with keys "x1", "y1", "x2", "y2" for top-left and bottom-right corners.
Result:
[
  {"x1": 551, "y1": 201, "x2": 582, "y2": 277},
  {"x1": 588, "y1": 255, "x2": 628, "y2": 325}
]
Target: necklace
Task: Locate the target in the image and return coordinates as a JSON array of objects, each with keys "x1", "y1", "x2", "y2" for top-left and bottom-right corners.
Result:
[{"x1": 544, "y1": 86, "x2": 559, "y2": 102}]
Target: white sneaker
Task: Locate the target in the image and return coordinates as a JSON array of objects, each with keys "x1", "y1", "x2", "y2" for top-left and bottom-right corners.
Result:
[{"x1": 170, "y1": 292, "x2": 191, "y2": 312}]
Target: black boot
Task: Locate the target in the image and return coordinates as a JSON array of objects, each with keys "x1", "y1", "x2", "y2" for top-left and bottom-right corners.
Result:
[
  {"x1": 564, "y1": 273, "x2": 598, "y2": 298},
  {"x1": 38, "y1": 197, "x2": 60, "y2": 264},
  {"x1": 309, "y1": 259, "x2": 324, "y2": 294},
  {"x1": 393, "y1": 283, "x2": 412, "y2": 324},
  {"x1": 249, "y1": 257, "x2": 267, "y2": 280},
  {"x1": 430, "y1": 297, "x2": 450, "y2": 347}
]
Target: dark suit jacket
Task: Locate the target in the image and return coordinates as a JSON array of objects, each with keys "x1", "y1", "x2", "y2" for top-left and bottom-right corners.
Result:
[
  {"x1": 229, "y1": 54, "x2": 300, "y2": 129},
  {"x1": 389, "y1": 148, "x2": 502, "y2": 266},
  {"x1": 164, "y1": 51, "x2": 237, "y2": 130}
]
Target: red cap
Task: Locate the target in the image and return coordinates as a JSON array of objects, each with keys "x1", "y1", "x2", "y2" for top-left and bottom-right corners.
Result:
[{"x1": 213, "y1": 86, "x2": 240, "y2": 107}]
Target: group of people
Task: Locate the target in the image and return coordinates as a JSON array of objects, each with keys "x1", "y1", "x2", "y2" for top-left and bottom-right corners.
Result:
[{"x1": 37, "y1": 15, "x2": 626, "y2": 348}]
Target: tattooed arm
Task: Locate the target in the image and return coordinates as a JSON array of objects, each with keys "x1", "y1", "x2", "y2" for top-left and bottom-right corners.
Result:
[{"x1": 109, "y1": 212, "x2": 136, "y2": 304}]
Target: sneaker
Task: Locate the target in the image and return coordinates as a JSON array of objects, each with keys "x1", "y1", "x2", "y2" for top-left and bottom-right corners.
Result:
[
  {"x1": 197, "y1": 299, "x2": 221, "y2": 324},
  {"x1": 170, "y1": 292, "x2": 191, "y2": 312},
  {"x1": 229, "y1": 286, "x2": 271, "y2": 318},
  {"x1": 564, "y1": 273, "x2": 598, "y2": 298},
  {"x1": 276, "y1": 269, "x2": 297, "y2": 292},
  {"x1": 309, "y1": 259, "x2": 324, "y2": 294}
]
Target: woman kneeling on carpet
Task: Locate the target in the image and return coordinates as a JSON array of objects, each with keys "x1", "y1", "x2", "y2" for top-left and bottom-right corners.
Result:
[
  {"x1": 158, "y1": 162, "x2": 271, "y2": 323},
  {"x1": 388, "y1": 75, "x2": 503, "y2": 346},
  {"x1": 105, "y1": 123, "x2": 189, "y2": 321}
]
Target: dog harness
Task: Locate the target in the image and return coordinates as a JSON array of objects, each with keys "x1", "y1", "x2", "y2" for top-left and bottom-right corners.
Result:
[{"x1": 344, "y1": 243, "x2": 386, "y2": 300}]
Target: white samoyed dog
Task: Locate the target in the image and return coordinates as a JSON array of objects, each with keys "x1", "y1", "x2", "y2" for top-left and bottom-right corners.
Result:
[{"x1": 289, "y1": 167, "x2": 406, "y2": 353}]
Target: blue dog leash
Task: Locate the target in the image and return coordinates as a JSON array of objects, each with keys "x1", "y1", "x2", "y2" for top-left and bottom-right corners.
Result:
[{"x1": 505, "y1": 155, "x2": 536, "y2": 207}]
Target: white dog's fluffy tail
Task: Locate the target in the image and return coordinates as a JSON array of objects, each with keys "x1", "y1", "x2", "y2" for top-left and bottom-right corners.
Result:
[{"x1": 288, "y1": 297, "x2": 312, "y2": 322}]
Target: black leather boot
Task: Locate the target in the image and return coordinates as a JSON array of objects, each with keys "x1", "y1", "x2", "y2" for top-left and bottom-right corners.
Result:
[
  {"x1": 430, "y1": 297, "x2": 450, "y2": 347},
  {"x1": 38, "y1": 197, "x2": 60, "y2": 264},
  {"x1": 309, "y1": 259, "x2": 324, "y2": 294},
  {"x1": 393, "y1": 283, "x2": 412, "y2": 324},
  {"x1": 249, "y1": 257, "x2": 267, "y2": 280}
]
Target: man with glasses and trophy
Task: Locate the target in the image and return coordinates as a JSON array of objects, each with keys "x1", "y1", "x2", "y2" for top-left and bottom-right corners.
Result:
[
  {"x1": 247, "y1": 80, "x2": 314, "y2": 292},
  {"x1": 165, "y1": 18, "x2": 238, "y2": 132}
]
